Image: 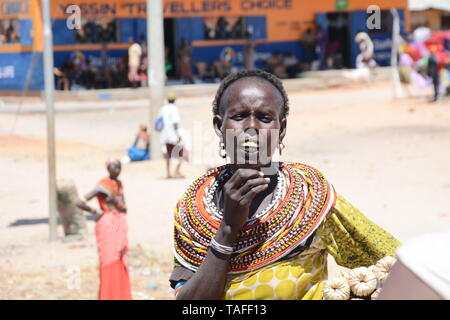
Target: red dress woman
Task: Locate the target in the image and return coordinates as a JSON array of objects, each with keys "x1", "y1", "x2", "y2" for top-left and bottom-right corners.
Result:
[{"x1": 77, "y1": 159, "x2": 132, "y2": 300}]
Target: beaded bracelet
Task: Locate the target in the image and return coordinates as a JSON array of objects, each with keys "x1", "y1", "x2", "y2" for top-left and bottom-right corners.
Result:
[{"x1": 210, "y1": 238, "x2": 234, "y2": 255}]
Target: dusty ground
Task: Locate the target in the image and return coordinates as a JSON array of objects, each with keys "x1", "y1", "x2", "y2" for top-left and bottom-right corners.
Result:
[{"x1": 0, "y1": 82, "x2": 449, "y2": 299}]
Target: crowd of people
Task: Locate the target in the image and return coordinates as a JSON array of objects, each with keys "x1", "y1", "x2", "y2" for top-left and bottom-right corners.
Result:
[
  {"x1": 54, "y1": 38, "x2": 179, "y2": 90},
  {"x1": 53, "y1": 52, "x2": 130, "y2": 90},
  {"x1": 54, "y1": 19, "x2": 352, "y2": 91},
  {"x1": 168, "y1": 23, "x2": 350, "y2": 83},
  {"x1": 54, "y1": 29, "x2": 305, "y2": 90},
  {"x1": 299, "y1": 25, "x2": 344, "y2": 71},
  {"x1": 54, "y1": 37, "x2": 149, "y2": 91},
  {"x1": 194, "y1": 23, "x2": 353, "y2": 81},
  {"x1": 398, "y1": 26, "x2": 450, "y2": 102},
  {"x1": 53, "y1": 22, "x2": 450, "y2": 97},
  {"x1": 195, "y1": 45, "x2": 301, "y2": 82}
]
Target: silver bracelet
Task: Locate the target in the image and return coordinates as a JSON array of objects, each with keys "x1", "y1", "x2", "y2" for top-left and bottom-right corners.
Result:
[{"x1": 210, "y1": 238, "x2": 234, "y2": 255}]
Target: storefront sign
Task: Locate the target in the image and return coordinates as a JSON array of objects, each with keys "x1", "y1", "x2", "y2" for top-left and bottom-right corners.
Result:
[
  {"x1": 55, "y1": 0, "x2": 293, "y2": 18},
  {"x1": 0, "y1": 0, "x2": 31, "y2": 18},
  {"x1": 0, "y1": 65, "x2": 15, "y2": 79}
]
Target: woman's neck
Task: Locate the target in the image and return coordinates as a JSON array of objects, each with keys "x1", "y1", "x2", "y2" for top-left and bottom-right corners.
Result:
[
  {"x1": 224, "y1": 162, "x2": 281, "y2": 218},
  {"x1": 249, "y1": 170, "x2": 278, "y2": 217},
  {"x1": 227, "y1": 161, "x2": 281, "y2": 176}
]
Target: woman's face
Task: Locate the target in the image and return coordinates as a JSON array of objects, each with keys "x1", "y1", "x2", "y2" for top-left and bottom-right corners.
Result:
[
  {"x1": 108, "y1": 161, "x2": 121, "y2": 179},
  {"x1": 214, "y1": 77, "x2": 286, "y2": 169}
]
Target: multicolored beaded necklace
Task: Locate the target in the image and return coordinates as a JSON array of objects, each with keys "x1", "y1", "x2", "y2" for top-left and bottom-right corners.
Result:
[{"x1": 173, "y1": 162, "x2": 336, "y2": 274}]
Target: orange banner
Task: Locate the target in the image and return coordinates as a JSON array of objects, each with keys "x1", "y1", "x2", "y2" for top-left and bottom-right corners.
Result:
[
  {"x1": 51, "y1": 0, "x2": 300, "y2": 19},
  {"x1": 50, "y1": 0, "x2": 408, "y2": 42},
  {"x1": 0, "y1": 0, "x2": 33, "y2": 18},
  {"x1": 51, "y1": 0, "x2": 408, "y2": 18}
]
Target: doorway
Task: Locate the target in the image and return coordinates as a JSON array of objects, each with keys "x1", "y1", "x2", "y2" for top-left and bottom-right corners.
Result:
[
  {"x1": 164, "y1": 18, "x2": 177, "y2": 79},
  {"x1": 326, "y1": 12, "x2": 351, "y2": 69}
]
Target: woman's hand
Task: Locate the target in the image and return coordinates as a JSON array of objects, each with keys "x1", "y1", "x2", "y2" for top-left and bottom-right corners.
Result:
[
  {"x1": 76, "y1": 190, "x2": 100, "y2": 215},
  {"x1": 94, "y1": 209, "x2": 105, "y2": 222},
  {"x1": 105, "y1": 195, "x2": 127, "y2": 212},
  {"x1": 217, "y1": 169, "x2": 270, "y2": 245},
  {"x1": 104, "y1": 195, "x2": 117, "y2": 205},
  {"x1": 176, "y1": 168, "x2": 270, "y2": 300}
]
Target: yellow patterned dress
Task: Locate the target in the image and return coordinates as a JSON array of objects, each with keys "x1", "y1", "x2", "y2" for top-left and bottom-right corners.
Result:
[
  {"x1": 170, "y1": 162, "x2": 400, "y2": 300},
  {"x1": 223, "y1": 195, "x2": 400, "y2": 300}
]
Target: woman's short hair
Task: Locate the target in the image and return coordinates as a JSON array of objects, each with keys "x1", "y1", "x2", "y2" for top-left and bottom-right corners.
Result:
[{"x1": 212, "y1": 69, "x2": 289, "y2": 119}]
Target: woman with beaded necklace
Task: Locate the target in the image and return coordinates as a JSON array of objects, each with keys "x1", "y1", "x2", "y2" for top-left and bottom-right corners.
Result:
[{"x1": 170, "y1": 69, "x2": 400, "y2": 300}]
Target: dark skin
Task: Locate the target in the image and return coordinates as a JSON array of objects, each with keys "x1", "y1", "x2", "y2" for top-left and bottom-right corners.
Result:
[
  {"x1": 176, "y1": 77, "x2": 287, "y2": 300},
  {"x1": 133, "y1": 127, "x2": 150, "y2": 151},
  {"x1": 76, "y1": 161, "x2": 127, "y2": 220}
]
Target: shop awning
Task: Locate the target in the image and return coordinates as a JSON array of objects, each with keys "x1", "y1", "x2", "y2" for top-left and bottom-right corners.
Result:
[{"x1": 409, "y1": 0, "x2": 450, "y2": 12}]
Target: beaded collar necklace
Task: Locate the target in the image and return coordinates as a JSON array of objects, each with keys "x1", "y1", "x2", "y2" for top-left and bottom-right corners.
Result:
[
  {"x1": 204, "y1": 168, "x2": 288, "y2": 222},
  {"x1": 174, "y1": 162, "x2": 335, "y2": 274}
]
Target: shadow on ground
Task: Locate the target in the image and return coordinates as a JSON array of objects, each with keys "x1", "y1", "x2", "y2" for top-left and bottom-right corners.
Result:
[{"x1": 8, "y1": 215, "x2": 95, "y2": 227}]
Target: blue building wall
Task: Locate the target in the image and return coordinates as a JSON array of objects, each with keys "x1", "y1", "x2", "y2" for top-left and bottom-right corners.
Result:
[
  {"x1": 190, "y1": 41, "x2": 301, "y2": 70},
  {"x1": 173, "y1": 15, "x2": 292, "y2": 70},
  {"x1": 53, "y1": 48, "x2": 127, "y2": 67},
  {"x1": 349, "y1": 9, "x2": 405, "y2": 67},
  {"x1": 19, "y1": 19, "x2": 33, "y2": 46},
  {"x1": 1, "y1": 8, "x2": 406, "y2": 91},
  {"x1": 53, "y1": 19, "x2": 76, "y2": 45},
  {"x1": 0, "y1": 52, "x2": 44, "y2": 91},
  {"x1": 0, "y1": 15, "x2": 43, "y2": 91},
  {"x1": 51, "y1": 15, "x2": 284, "y2": 71}
]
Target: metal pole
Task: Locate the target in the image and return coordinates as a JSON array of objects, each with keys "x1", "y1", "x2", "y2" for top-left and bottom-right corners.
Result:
[
  {"x1": 42, "y1": 0, "x2": 58, "y2": 241},
  {"x1": 390, "y1": 8, "x2": 403, "y2": 99},
  {"x1": 147, "y1": 0, "x2": 165, "y2": 160}
]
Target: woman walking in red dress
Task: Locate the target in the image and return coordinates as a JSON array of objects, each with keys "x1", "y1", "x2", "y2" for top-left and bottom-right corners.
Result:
[{"x1": 76, "y1": 159, "x2": 132, "y2": 300}]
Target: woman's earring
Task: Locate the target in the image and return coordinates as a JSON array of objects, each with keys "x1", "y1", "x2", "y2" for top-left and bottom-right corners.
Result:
[
  {"x1": 279, "y1": 141, "x2": 285, "y2": 156},
  {"x1": 219, "y1": 142, "x2": 227, "y2": 159}
]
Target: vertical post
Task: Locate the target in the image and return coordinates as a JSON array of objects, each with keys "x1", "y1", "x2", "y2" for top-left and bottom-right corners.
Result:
[
  {"x1": 147, "y1": 0, "x2": 165, "y2": 160},
  {"x1": 390, "y1": 8, "x2": 403, "y2": 99},
  {"x1": 42, "y1": 0, "x2": 58, "y2": 241}
]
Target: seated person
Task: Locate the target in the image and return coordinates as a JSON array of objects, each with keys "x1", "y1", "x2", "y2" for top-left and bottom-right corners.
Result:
[
  {"x1": 284, "y1": 51, "x2": 299, "y2": 78},
  {"x1": 54, "y1": 67, "x2": 69, "y2": 91},
  {"x1": 124, "y1": 124, "x2": 151, "y2": 163},
  {"x1": 195, "y1": 61, "x2": 215, "y2": 80},
  {"x1": 266, "y1": 51, "x2": 287, "y2": 78}
]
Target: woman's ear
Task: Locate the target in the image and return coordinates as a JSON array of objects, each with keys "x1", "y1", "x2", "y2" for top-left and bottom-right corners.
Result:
[{"x1": 213, "y1": 115, "x2": 223, "y2": 140}]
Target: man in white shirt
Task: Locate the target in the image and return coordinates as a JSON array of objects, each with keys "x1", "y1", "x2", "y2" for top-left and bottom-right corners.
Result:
[
  {"x1": 158, "y1": 92, "x2": 185, "y2": 179},
  {"x1": 128, "y1": 39, "x2": 142, "y2": 88}
]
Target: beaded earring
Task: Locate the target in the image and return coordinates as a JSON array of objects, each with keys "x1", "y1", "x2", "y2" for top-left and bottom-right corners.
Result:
[
  {"x1": 279, "y1": 141, "x2": 285, "y2": 156},
  {"x1": 219, "y1": 142, "x2": 227, "y2": 159}
]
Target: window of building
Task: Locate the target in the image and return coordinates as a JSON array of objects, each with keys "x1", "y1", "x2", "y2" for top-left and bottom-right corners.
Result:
[
  {"x1": 74, "y1": 18, "x2": 119, "y2": 43},
  {"x1": 0, "y1": 19, "x2": 20, "y2": 44},
  {"x1": 442, "y1": 14, "x2": 450, "y2": 30},
  {"x1": 204, "y1": 16, "x2": 248, "y2": 40}
]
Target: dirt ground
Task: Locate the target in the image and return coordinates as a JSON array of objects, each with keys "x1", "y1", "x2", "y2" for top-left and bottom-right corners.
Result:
[{"x1": 0, "y1": 82, "x2": 449, "y2": 300}]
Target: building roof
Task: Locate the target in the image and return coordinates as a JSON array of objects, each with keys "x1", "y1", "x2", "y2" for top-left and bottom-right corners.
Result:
[{"x1": 409, "y1": 0, "x2": 450, "y2": 12}]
